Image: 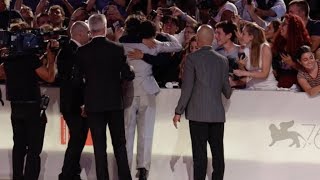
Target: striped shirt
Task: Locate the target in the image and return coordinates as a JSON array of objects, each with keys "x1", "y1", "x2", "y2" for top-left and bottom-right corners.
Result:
[{"x1": 298, "y1": 61, "x2": 320, "y2": 88}]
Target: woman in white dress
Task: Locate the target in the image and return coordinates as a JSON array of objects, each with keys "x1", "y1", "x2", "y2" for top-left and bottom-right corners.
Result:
[{"x1": 230, "y1": 22, "x2": 277, "y2": 90}]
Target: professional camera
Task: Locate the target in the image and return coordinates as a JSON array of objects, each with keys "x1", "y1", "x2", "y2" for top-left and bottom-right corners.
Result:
[{"x1": 0, "y1": 28, "x2": 68, "y2": 56}]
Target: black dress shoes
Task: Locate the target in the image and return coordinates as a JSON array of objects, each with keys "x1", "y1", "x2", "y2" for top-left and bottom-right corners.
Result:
[
  {"x1": 138, "y1": 168, "x2": 147, "y2": 180},
  {"x1": 58, "y1": 173, "x2": 82, "y2": 180}
]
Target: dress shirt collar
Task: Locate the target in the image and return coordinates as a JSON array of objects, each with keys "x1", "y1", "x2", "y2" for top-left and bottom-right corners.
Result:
[
  {"x1": 70, "y1": 39, "x2": 82, "y2": 47},
  {"x1": 200, "y1": 45, "x2": 213, "y2": 50},
  {"x1": 91, "y1": 35, "x2": 106, "y2": 39}
]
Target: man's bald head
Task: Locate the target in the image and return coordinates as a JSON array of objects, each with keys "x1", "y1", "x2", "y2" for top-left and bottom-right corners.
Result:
[
  {"x1": 70, "y1": 21, "x2": 90, "y2": 45},
  {"x1": 196, "y1": 25, "x2": 214, "y2": 47},
  {"x1": 71, "y1": 21, "x2": 89, "y2": 37}
]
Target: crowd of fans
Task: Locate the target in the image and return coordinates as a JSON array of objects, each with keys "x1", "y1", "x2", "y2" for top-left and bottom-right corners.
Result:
[{"x1": 1, "y1": 0, "x2": 320, "y2": 96}]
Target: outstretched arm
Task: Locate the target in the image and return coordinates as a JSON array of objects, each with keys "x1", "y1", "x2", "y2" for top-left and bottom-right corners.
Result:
[
  {"x1": 14, "y1": 0, "x2": 22, "y2": 11},
  {"x1": 234, "y1": 44, "x2": 272, "y2": 79},
  {"x1": 298, "y1": 77, "x2": 320, "y2": 97},
  {"x1": 35, "y1": 41, "x2": 57, "y2": 83}
]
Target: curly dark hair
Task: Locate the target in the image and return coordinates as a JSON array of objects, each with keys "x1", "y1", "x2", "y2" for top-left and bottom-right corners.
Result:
[{"x1": 272, "y1": 14, "x2": 311, "y2": 57}]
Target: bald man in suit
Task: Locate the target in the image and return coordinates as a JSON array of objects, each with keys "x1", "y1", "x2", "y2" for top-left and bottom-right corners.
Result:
[
  {"x1": 173, "y1": 25, "x2": 232, "y2": 180},
  {"x1": 57, "y1": 21, "x2": 90, "y2": 180}
]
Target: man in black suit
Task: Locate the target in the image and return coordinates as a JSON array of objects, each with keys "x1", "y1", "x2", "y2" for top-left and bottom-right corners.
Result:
[
  {"x1": 77, "y1": 14, "x2": 134, "y2": 180},
  {"x1": 57, "y1": 21, "x2": 90, "y2": 180}
]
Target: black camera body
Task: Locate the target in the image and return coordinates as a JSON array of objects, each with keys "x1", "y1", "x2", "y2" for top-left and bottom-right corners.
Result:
[
  {"x1": 238, "y1": 52, "x2": 246, "y2": 59},
  {"x1": 149, "y1": 10, "x2": 158, "y2": 20},
  {"x1": 0, "y1": 29, "x2": 67, "y2": 56}
]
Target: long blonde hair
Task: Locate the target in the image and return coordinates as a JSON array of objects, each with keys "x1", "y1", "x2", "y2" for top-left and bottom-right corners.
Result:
[{"x1": 243, "y1": 23, "x2": 266, "y2": 67}]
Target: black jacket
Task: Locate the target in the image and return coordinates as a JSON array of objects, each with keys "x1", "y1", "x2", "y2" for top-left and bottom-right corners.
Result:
[
  {"x1": 57, "y1": 40, "x2": 84, "y2": 113},
  {"x1": 77, "y1": 37, "x2": 134, "y2": 112}
]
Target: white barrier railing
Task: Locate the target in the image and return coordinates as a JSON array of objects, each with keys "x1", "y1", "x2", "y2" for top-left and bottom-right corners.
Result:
[{"x1": 0, "y1": 85, "x2": 319, "y2": 180}]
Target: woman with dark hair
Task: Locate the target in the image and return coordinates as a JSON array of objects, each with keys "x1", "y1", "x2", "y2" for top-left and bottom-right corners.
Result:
[
  {"x1": 295, "y1": 45, "x2": 320, "y2": 96},
  {"x1": 265, "y1": 20, "x2": 281, "y2": 43},
  {"x1": 272, "y1": 13, "x2": 311, "y2": 88}
]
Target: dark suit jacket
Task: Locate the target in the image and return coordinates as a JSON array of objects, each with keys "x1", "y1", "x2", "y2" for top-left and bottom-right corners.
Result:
[
  {"x1": 57, "y1": 40, "x2": 84, "y2": 114},
  {"x1": 175, "y1": 46, "x2": 232, "y2": 123},
  {"x1": 77, "y1": 37, "x2": 134, "y2": 112}
]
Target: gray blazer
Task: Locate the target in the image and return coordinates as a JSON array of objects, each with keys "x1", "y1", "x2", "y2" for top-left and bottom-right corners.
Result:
[{"x1": 175, "y1": 46, "x2": 232, "y2": 123}]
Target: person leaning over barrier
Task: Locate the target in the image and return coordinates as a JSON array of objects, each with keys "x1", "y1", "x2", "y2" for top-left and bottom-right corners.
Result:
[{"x1": 295, "y1": 45, "x2": 320, "y2": 97}]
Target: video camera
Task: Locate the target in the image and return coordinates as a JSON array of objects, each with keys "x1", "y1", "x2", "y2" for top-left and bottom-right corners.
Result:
[{"x1": 0, "y1": 28, "x2": 68, "y2": 57}]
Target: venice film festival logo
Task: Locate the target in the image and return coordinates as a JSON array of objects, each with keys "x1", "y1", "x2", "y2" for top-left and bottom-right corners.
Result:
[{"x1": 269, "y1": 120, "x2": 320, "y2": 149}]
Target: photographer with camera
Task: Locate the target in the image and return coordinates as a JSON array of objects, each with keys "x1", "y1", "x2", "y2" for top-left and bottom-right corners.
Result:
[
  {"x1": 0, "y1": 22, "x2": 57, "y2": 180},
  {"x1": 57, "y1": 21, "x2": 90, "y2": 180}
]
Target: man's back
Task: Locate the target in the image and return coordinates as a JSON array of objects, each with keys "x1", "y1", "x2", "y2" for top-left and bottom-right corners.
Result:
[
  {"x1": 78, "y1": 37, "x2": 126, "y2": 112},
  {"x1": 4, "y1": 54, "x2": 41, "y2": 101},
  {"x1": 57, "y1": 40, "x2": 84, "y2": 113},
  {"x1": 176, "y1": 46, "x2": 232, "y2": 123}
]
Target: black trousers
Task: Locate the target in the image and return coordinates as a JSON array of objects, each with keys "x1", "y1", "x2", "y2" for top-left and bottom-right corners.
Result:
[
  {"x1": 87, "y1": 110, "x2": 132, "y2": 180},
  {"x1": 10, "y1": 102, "x2": 46, "y2": 180},
  {"x1": 59, "y1": 112, "x2": 89, "y2": 180},
  {"x1": 189, "y1": 121, "x2": 225, "y2": 180}
]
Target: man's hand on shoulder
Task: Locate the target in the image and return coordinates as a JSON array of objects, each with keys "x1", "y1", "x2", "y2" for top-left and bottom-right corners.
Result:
[
  {"x1": 127, "y1": 49, "x2": 143, "y2": 60},
  {"x1": 142, "y1": 38, "x2": 157, "y2": 49}
]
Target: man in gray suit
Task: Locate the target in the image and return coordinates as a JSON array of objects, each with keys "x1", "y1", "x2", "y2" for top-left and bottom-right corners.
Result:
[{"x1": 173, "y1": 24, "x2": 232, "y2": 180}]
